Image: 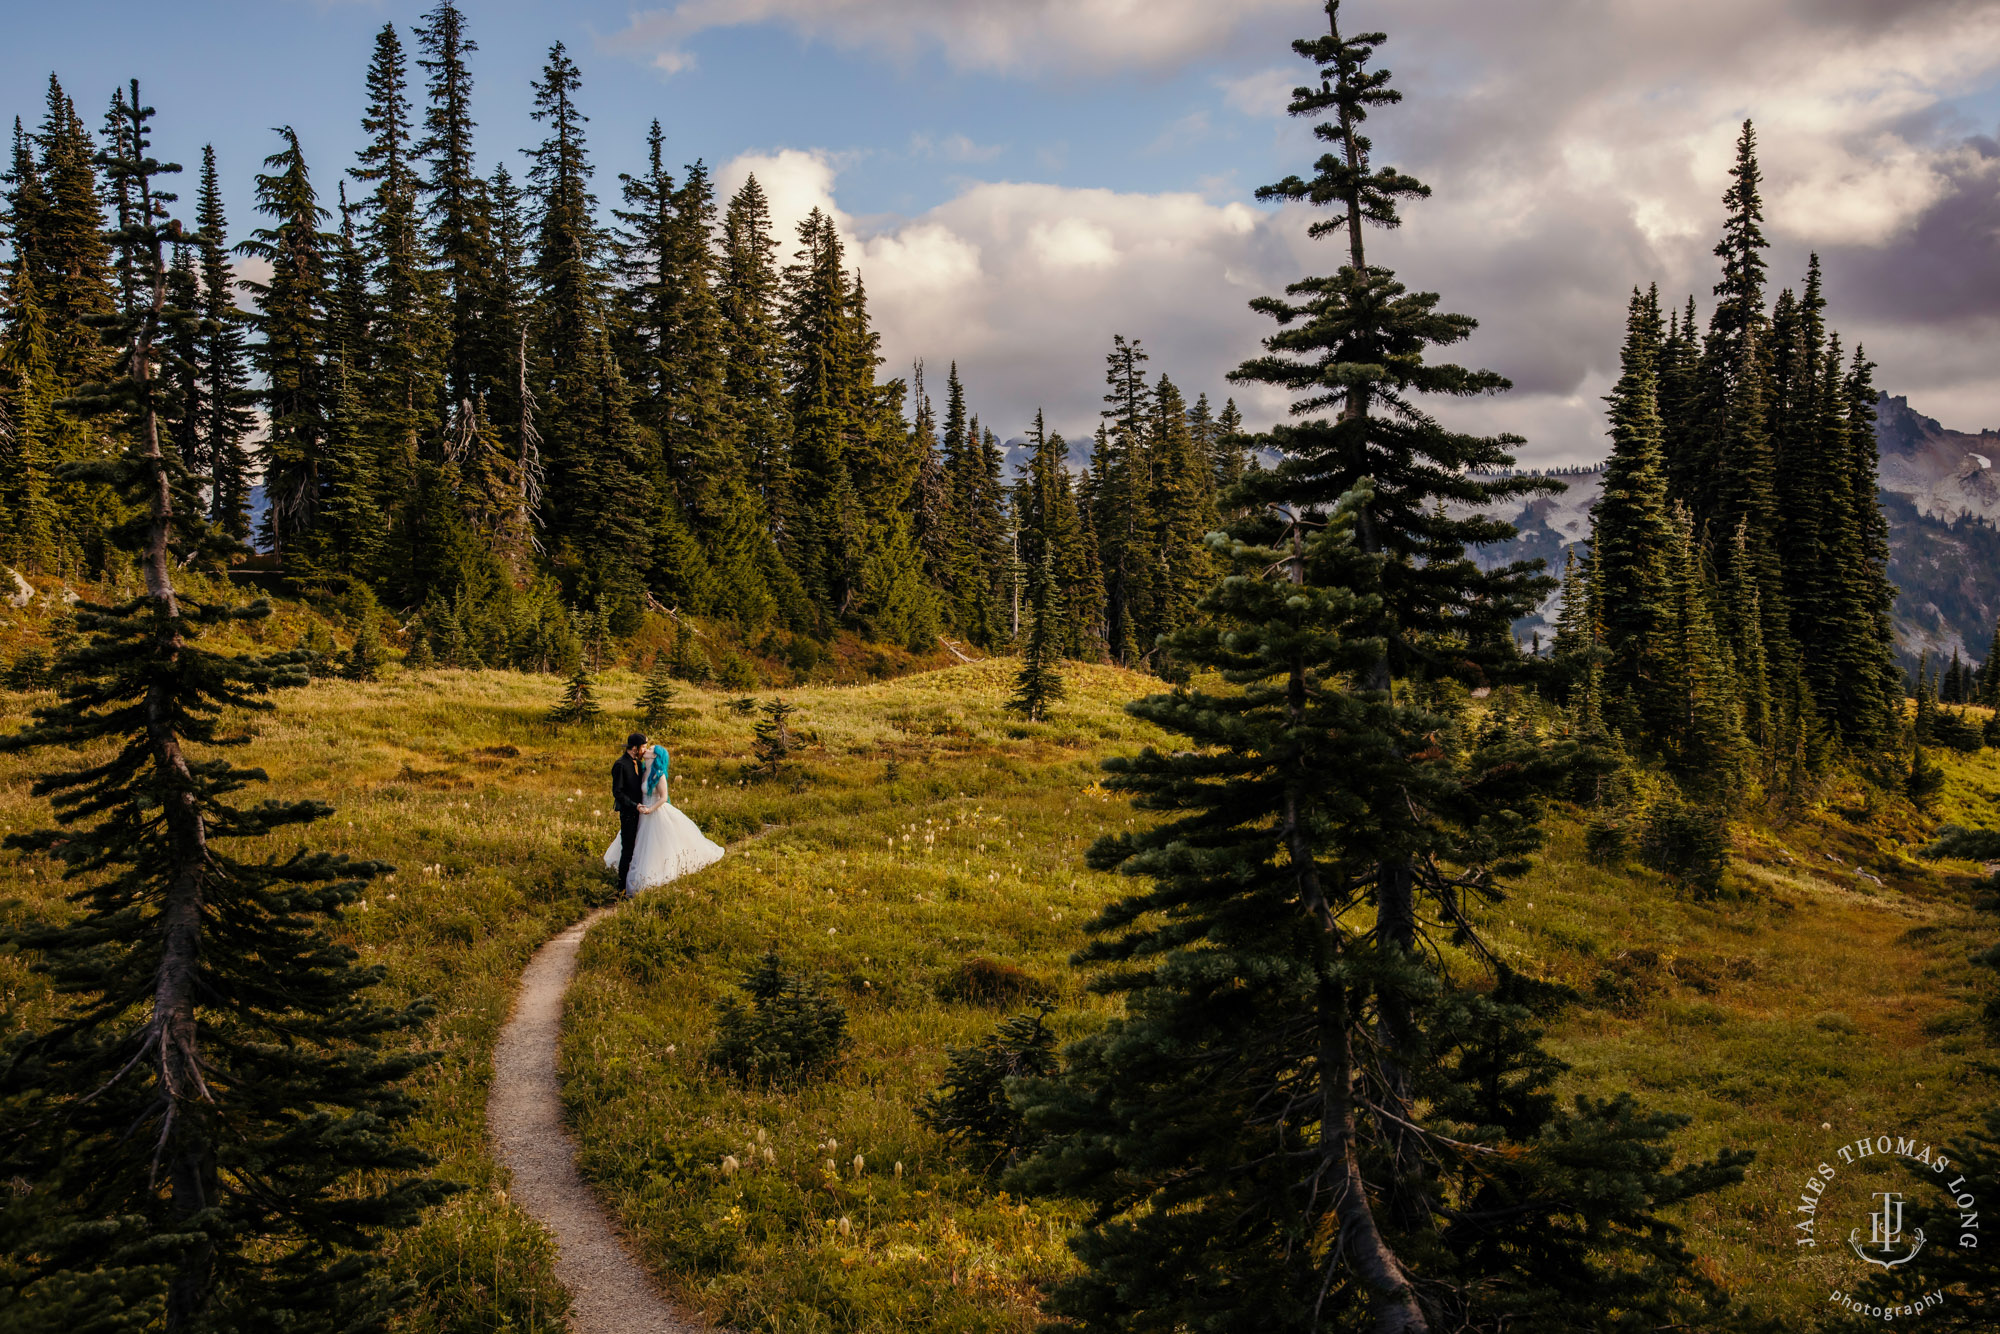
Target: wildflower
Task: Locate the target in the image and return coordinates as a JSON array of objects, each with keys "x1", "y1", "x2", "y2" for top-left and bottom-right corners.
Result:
[
  {"x1": 852, "y1": 1155, "x2": 865, "y2": 1176},
  {"x1": 721, "y1": 1155, "x2": 741, "y2": 1174},
  {"x1": 825, "y1": 1158, "x2": 837, "y2": 1174},
  {"x1": 894, "y1": 1161, "x2": 903, "y2": 1179},
  {"x1": 837, "y1": 1216, "x2": 853, "y2": 1236}
]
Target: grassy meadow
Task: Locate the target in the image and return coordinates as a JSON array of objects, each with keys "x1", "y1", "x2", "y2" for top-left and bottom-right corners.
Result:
[
  {"x1": 561, "y1": 680, "x2": 2000, "y2": 1334},
  {"x1": 3, "y1": 583, "x2": 1999, "y2": 1334}
]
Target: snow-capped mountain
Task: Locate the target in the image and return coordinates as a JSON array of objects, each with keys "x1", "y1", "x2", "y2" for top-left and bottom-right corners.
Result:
[{"x1": 1467, "y1": 394, "x2": 2000, "y2": 669}]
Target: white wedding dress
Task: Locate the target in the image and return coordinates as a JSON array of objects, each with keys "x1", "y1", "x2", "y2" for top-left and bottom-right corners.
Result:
[{"x1": 602, "y1": 773, "x2": 725, "y2": 892}]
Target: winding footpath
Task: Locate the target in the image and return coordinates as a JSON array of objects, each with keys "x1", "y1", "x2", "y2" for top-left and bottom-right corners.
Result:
[{"x1": 489, "y1": 905, "x2": 706, "y2": 1334}]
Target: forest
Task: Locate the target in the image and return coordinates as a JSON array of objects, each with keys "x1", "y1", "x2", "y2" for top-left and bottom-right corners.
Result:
[
  {"x1": 5, "y1": 1, "x2": 2000, "y2": 1333},
  {"x1": 1, "y1": 3, "x2": 1242, "y2": 682}
]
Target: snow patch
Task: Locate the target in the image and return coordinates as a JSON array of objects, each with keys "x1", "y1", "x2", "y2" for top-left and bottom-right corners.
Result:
[{"x1": 1970, "y1": 453, "x2": 1991, "y2": 470}]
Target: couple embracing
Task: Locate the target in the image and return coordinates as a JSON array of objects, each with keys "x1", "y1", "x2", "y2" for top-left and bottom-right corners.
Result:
[{"x1": 605, "y1": 732, "x2": 725, "y2": 896}]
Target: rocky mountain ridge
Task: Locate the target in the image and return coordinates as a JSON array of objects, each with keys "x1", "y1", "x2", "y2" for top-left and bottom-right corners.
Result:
[{"x1": 1473, "y1": 393, "x2": 1999, "y2": 669}]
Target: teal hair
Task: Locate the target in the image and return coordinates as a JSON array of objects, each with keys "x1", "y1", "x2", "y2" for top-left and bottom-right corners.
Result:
[{"x1": 646, "y1": 744, "x2": 670, "y2": 788}]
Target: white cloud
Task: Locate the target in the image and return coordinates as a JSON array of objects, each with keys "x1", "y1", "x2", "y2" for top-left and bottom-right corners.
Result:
[
  {"x1": 727, "y1": 0, "x2": 2000, "y2": 459},
  {"x1": 651, "y1": 49, "x2": 698, "y2": 76},
  {"x1": 609, "y1": 0, "x2": 1317, "y2": 78},
  {"x1": 714, "y1": 148, "x2": 845, "y2": 248},
  {"x1": 716, "y1": 150, "x2": 1305, "y2": 443}
]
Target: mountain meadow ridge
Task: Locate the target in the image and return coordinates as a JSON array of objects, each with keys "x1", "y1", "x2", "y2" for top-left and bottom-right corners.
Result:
[{"x1": 4, "y1": 620, "x2": 1999, "y2": 1331}]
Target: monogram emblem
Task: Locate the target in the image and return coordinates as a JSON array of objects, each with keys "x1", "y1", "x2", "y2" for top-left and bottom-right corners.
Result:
[{"x1": 1849, "y1": 1190, "x2": 1926, "y2": 1270}]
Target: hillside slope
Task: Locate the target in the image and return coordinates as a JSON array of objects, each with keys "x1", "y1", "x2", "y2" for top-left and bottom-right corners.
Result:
[{"x1": 560, "y1": 663, "x2": 2000, "y2": 1333}]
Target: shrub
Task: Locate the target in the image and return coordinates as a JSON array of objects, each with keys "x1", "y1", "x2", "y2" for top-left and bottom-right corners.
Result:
[
  {"x1": 6, "y1": 647, "x2": 50, "y2": 690},
  {"x1": 302, "y1": 621, "x2": 339, "y2": 677},
  {"x1": 1584, "y1": 816, "x2": 1628, "y2": 866},
  {"x1": 711, "y1": 951, "x2": 849, "y2": 1085},
  {"x1": 547, "y1": 668, "x2": 602, "y2": 726},
  {"x1": 717, "y1": 651, "x2": 759, "y2": 691},
  {"x1": 637, "y1": 656, "x2": 677, "y2": 732},
  {"x1": 344, "y1": 615, "x2": 387, "y2": 681},
  {"x1": 1907, "y1": 747, "x2": 1946, "y2": 812},
  {"x1": 938, "y1": 957, "x2": 1045, "y2": 1006},
  {"x1": 1638, "y1": 798, "x2": 1728, "y2": 897},
  {"x1": 1934, "y1": 710, "x2": 1985, "y2": 753},
  {"x1": 404, "y1": 635, "x2": 436, "y2": 671},
  {"x1": 669, "y1": 623, "x2": 711, "y2": 682},
  {"x1": 750, "y1": 698, "x2": 799, "y2": 778},
  {"x1": 918, "y1": 1003, "x2": 1058, "y2": 1171}
]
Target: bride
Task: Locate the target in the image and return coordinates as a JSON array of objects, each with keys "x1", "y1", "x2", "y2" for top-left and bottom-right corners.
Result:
[{"x1": 603, "y1": 742, "x2": 724, "y2": 893}]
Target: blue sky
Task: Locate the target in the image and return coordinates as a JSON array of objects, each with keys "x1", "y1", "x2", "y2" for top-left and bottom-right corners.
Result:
[{"x1": 11, "y1": 0, "x2": 2000, "y2": 462}]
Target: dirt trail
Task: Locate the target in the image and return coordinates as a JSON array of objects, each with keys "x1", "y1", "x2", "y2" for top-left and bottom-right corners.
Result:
[{"x1": 489, "y1": 906, "x2": 706, "y2": 1334}]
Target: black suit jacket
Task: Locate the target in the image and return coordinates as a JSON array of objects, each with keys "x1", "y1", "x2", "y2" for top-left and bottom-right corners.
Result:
[{"x1": 611, "y1": 754, "x2": 646, "y2": 814}]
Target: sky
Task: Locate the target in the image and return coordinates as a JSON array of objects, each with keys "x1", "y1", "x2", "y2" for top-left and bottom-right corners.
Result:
[{"x1": 9, "y1": 0, "x2": 2000, "y2": 464}]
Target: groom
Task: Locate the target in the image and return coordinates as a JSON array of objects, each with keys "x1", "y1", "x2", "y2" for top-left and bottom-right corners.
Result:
[{"x1": 611, "y1": 733, "x2": 648, "y2": 897}]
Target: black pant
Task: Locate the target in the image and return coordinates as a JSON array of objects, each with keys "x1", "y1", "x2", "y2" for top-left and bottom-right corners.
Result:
[{"x1": 617, "y1": 808, "x2": 641, "y2": 896}]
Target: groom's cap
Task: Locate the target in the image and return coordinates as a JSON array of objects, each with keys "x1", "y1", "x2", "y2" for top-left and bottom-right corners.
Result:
[{"x1": 626, "y1": 732, "x2": 647, "y2": 749}]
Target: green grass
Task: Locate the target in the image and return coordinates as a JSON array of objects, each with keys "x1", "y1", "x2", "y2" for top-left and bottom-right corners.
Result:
[
  {"x1": 563, "y1": 680, "x2": 2000, "y2": 1334},
  {"x1": 559, "y1": 659, "x2": 1165, "y2": 1333},
  {"x1": 0, "y1": 665, "x2": 655, "y2": 1334},
  {"x1": 6, "y1": 627, "x2": 1999, "y2": 1334}
]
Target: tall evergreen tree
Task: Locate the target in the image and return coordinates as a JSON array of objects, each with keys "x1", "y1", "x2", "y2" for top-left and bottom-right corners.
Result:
[
  {"x1": 523, "y1": 42, "x2": 650, "y2": 615},
  {"x1": 191, "y1": 145, "x2": 256, "y2": 545},
  {"x1": 1007, "y1": 544, "x2": 1065, "y2": 721},
  {"x1": 1014, "y1": 15, "x2": 1747, "y2": 1334},
  {"x1": 780, "y1": 207, "x2": 863, "y2": 619},
  {"x1": 238, "y1": 127, "x2": 331, "y2": 561},
  {"x1": 1145, "y1": 374, "x2": 1217, "y2": 668},
  {"x1": 32, "y1": 75, "x2": 116, "y2": 390},
  {"x1": 1590, "y1": 285, "x2": 1676, "y2": 744},
  {"x1": 1015, "y1": 408, "x2": 1101, "y2": 660},
  {"x1": 414, "y1": 0, "x2": 496, "y2": 413},
  {"x1": 352, "y1": 19, "x2": 438, "y2": 547},
  {"x1": 0, "y1": 85, "x2": 440, "y2": 1332},
  {"x1": 1095, "y1": 334, "x2": 1155, "y2": 664},
  {"x1": 719, "y1": 174, "x2": 794, "y2": 563},
  {"x1": 0, "y1": 260, "x2": 60, "y2": 566}
]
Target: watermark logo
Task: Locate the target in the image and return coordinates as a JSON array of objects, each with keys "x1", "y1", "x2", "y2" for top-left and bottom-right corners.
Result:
[
  {"x1": 1783, "y1": 1129, "x2": 1979, "y2": 1323},
  {"x1": 1852, "y1": 1190, "x2": 1924, "y2": 1270}
]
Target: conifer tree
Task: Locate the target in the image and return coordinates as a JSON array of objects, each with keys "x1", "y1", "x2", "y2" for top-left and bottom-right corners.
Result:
[
  {"x1": 1145, "y1": 373, "x2": 1218, "y2": 668},
  {"x1": 31, "y1": 75, "x2": 116, "y2": 390},
  {"x1": 1016, "y1": 409, "x2": 1102, "y2": 660},
  {"x1": 1015, "y1": 15, "x2": 1747, "y2": 1334},
  {"x1": 238, "y1": 127, "x2": 331, "y2": 562},
  {"x1": 637, "y1": 652, "x2": 677, "y2": 731},
  {"x1": 1590, "y1": 286, "x2": 1676, "y2": 744},
  {"x1": 939, "y1": 363, "x2": 1007, "y2": 645},
  {"x1": 1094, "y1": 334, "x2": 1155, "y2": 664},
  {"x1": 1831, "y1": 345, "x2": 1902, "y2": 749},
  {"x1": 0, "y1": 86, "x2": 440, "y2": 1331},
  {"x1": 719, "y1": 175, "x2": 793, "y2": 551},
  {"x1": 414, "y1": 0, "x2": 496, "y2": 412},
  {"x1": 0, "y1": 257, "x2": 60, "y2": 567},
  {"x1": 1007, "y1": 545, "x2": 1065, "y2": 721},
  {"x1": 548, "y1": 665, "x2": 601, "y2": 725},
  {"x1": 191, "y1": 145, "x2": 256, "y2": 544},
  {"x1": 750, "y1": 696, "x2": 797, "y2": 777},
  {"x1": 781, "y1": 207, "x2": 864, "y2": 617},
  {"x1": 524, "y1": 42, "x2": 651, "y2": 616},
  {"x1": 352, "y1": 19, "x2": 438, "y2": 542},
  {"x1": 1660, "y1": 503, "x2": 1749, "y2": 795}
]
